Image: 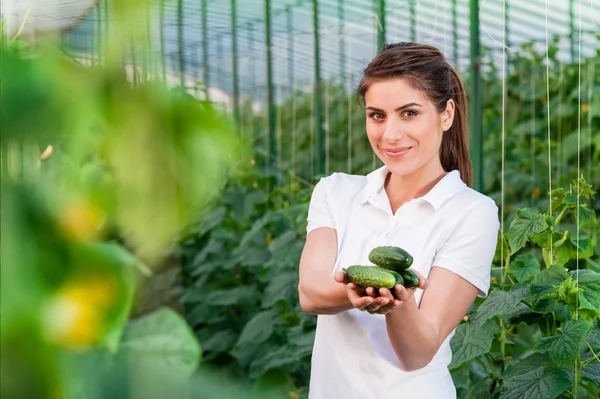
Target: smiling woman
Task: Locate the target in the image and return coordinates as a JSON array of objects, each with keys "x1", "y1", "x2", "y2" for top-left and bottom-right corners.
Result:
[{"x1": 298, "y1": 42, "x2": 500, "y2": 399}]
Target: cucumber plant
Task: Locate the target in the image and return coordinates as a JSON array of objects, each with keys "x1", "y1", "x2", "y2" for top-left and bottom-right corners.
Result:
[{"x1": 449, "y1": 177, "x2": 600, "y2": 399}]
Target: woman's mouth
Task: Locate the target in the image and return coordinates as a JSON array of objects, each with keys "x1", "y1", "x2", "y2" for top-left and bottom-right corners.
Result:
[{"x1": 382, "y1": 147, "x2": 412, "y2": 158}]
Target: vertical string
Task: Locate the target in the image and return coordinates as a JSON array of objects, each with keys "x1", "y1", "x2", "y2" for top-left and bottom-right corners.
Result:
[
  {"x1": 544, "y1": 0, "x2": 553, "y2": 263},
  {"x1": 500, "y1": 0, "x2": 506, "y2": 282},
  {"x1": 277, "y1": 84, "x2": 283, "y2": 187},
  {"x1": 291, "y1": 76, "x2": 297, "y2": 188},
  {"x1": 347, "y1": 32, "x2": 353, "y2": 175},
  {"x1": 530, "y1": 64, "x2": 536, "y2": 210},
  {"x1": 325, "y1": 81, "x2": 330, "y2": 176},
  {"x1": 575, "y1": 0, "x2": 582, "y2": 322}
]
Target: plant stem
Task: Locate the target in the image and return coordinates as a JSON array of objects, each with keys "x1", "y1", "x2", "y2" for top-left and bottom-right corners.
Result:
[
  {"x1": 465, "y1": 376, "x2": 489, "y2": 399},
  {"x1": 572, "y1": 351, "x2": 581, "y2": 398},
  {"x1": 499, "y1": 318, "x2": 506, "y2": 375},
  {"x1": 500, "y1": 242, "x2": 511, "y2": 287},
  {"x1": 554, "y1": 205, "x2": 570, "y2": 226}
]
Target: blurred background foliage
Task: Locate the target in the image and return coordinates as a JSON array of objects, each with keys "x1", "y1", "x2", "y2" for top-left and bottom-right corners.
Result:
[{"x1": 2, "y1": 0, "x2": 599, "y2": 398}]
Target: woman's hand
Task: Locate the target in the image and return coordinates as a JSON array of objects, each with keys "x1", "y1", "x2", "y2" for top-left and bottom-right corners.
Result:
[{"x1": 333, "y1": 269, "x2": 429, "y2": 315}]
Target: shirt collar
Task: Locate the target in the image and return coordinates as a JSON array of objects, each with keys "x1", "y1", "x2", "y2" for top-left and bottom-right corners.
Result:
[{"x1": 357, "y1": 165, "x2": 466, "y2": 211}]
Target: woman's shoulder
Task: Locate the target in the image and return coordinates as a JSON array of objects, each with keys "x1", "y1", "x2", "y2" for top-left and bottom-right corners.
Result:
[
  {"x1": 318, "y1": 171, "x2": 368, "y2": 185},
  {"x1": 309, "y1": 171, "x2": 372, "y2": 209},
  {"x1": 449, "y1": 185, "x2": 500, "y2": 224}
]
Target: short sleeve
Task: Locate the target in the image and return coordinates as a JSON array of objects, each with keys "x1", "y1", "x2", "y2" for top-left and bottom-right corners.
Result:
[
  {"x1": 432, "y1": 198, "x2": 500, "y2": 298},
  {"x1": 306, "y1": 177, "x2": 336, "y2": 235}
]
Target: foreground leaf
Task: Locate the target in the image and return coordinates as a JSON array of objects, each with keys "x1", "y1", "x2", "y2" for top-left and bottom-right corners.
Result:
[
  {"x1": 471, "y1": 285, "x2": 530, "y2": 328},
  {"x1": 120, "y1": 307, "x2": 201, "y2": 377},
  {"x1": 507, "y1": 208, "x2": 548, "y2": 254},
  {"x1": 499, "y1": 366, "x2": 573, "y2": 399},
  {"x1": 530, "y1": 265, "x2": 568, "y2": 313},
  {"x1": 449, "y1": 319, "x2": 501, "y2": 369},
  {"x1": 534, "y1": 319, "x2": 592, "y2": 365},
  {"x1": 507, "y1": 253, "x2": 540, "y2": 282}
]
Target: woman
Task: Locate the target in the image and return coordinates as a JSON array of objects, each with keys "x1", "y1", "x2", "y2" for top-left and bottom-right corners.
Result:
[{"x1": 298, "y1": 42, "x2": 500, "y2": 399}]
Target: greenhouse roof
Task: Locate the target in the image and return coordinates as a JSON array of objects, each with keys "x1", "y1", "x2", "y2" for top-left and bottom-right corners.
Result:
[{"x1": 63, "y1": 0, "x2": 599, "y2": 102}]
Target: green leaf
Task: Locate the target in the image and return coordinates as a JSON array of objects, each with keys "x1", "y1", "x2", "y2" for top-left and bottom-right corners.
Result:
[
  {"x1": 200, "y1": 329, "x2": 238, "y2": 354},
  {"x1": 569, "y1": 237, "x2": 594, "y2": 258},
  {"x1": 531, "y1": 265, "x2": 568, "y2": 313},
  {"x1": 262, "y1": 271, "x2": 298, "y2": 308},
  {"x1": 507, "y1": 208, "x2": 548, "y2": 254},
  {"x1": 120, "y1": 307, "x2": 202, "y2": 377},
  {"x1": 550, "y1": 188, "x2": 567, "y2": 211},
  {"x1": 236, "y1": 310, "x2": 277, "y2": 346},
  {"x1": 471, "y1": 285, "x2": 530, "y2": 328},
  {"x1": 571, "y1": 269, "x2": 600, "y2": 310},
  {"x1": 449, "y1": 319, "x2": 501, "y2": 369},
  {"x1": 576, "y1": 205, "x2": 596, "y2": 227},
  {"x1": 534, "y1": 319, "x2": 592, "y2": 365},
  {"x1": 562, "y1": 191, "x2": 578, "y2": 206},
  {"x1": 499, "y1": 366, "x2": 573, "y2": 399},
  {"x1": 196, "y1": 206, "x2": 227, "y2": 236},
  {"x1": 542, "y1": 242, "x2": 572, "y2": 268},
  {"x1": 502, "y1": 353, "x2": 551, "y2": 379},
  {"x1": 205, "y1": 286, "x2": 257, "y2": 306},
  {"x1": 507, "y1": 253, "x2": 541, "y2": 282},
  {"x1": 581, "y1": 358, "x2": 600, "y2": 386},
  {"x1": 268, "y1": 231, "x2": 297, "y2": 255},
  {"x1": 571, "y1": 177, "x2": 596, "y2": 200},
  {"x1": 252, "y1": 369, "x2": 295, "y2": 399}
]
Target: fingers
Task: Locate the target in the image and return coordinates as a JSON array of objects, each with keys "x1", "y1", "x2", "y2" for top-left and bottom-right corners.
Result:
[
  {"x1": 333, "y1": 271, "x2": 349, "y2": 284},
  {"x1": 408, "y1": 269, "x2": 429, "y2": 290}
]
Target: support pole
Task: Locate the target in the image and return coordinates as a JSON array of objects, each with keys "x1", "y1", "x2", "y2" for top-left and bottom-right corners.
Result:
[
  {"x1": 375, "y1": 0, "x2": 386, "y2": 49},
  {"x1": 265, "y1": 0, "x2": 276, "y2": 187},
  {"x1": 202, "y1": 0, "x2": 209, "y2": 99},
  {"x1": 313, "y1": 0, "x2": 324, "y2": 177},
  {"x1": 469, "y1": 0, "x2": 483, "y2": 191},
  {"x1": 410, "y1": 0, "x2": 416, "y2": 42},
  {"x1": 231, "y1": 0, "x2": 240, "y2": 128}
]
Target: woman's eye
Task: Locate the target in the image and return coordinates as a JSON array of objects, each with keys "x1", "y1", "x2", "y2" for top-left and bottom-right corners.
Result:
[
  {"x1": 403, "y1": 110, "x2": 418, "y2": 117},
  {"x1": 370, "y1": 112, "x2": 384, "y2": 120}
]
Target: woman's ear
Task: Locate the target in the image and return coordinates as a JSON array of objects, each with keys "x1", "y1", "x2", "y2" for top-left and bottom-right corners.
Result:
[{"x1": 441, "y1": 99, "x2": 456, "y2": 132}]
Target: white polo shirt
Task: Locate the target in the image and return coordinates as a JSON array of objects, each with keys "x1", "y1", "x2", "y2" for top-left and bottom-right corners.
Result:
[{"x1": 305, "y1": 166, "x2": 500, "y2": 399}]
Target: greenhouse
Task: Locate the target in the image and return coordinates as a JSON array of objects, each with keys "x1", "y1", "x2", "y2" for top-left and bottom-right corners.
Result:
[{"x1": 2, "y1": 0, "x2": 599, "y2": 398}]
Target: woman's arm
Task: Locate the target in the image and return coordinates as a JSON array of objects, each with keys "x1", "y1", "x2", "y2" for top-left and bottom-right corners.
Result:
[
  {"x1": 383, "y1": 266, "x2": 478, "y2": 371},
  {"x1": 298, "y1": 227, "x2": 389, "y2": 315}
]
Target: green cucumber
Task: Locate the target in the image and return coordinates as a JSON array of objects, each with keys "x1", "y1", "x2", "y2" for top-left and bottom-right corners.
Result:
[
  {"x1": 368, "y1": 246, "x2": 413, "y2": 271},
  {"x1": 342, "y1": 266, "x2": 396, "y2": 289},
  {"x1": 372, "y1": 266, "x2": 404, "y2": 286},
  {"x1": 400, "y1": 269, "x2": 420, "y2": 288}
]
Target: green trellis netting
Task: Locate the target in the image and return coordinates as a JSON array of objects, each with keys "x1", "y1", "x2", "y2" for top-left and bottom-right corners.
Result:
[{"x1": 57, "y1": 0, "x2": 598, "y2": 200}]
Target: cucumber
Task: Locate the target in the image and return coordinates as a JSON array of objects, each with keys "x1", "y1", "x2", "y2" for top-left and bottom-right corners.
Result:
[
  {"x1": 400, "y1": 269, "x2": 420, "y2": 288},
  {"x1": 372, "y1": 266, "x2": 404, "y2": 286},
  {"x1": 342, "y1": 265, "x2": 396, "y2": 289},
  {"x1": 368, "y1": 246, "x2": 413, "y2": 271}
]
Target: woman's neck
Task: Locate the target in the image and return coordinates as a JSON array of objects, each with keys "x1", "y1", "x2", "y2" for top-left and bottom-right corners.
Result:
[{"x1": 384, "y1": 162, "x2": 447, "y2": 214}]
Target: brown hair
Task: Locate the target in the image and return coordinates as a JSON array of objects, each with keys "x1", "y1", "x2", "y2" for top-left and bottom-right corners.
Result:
[{"x1": 357, "y1": 42, "x2": 472, "y2": 188}]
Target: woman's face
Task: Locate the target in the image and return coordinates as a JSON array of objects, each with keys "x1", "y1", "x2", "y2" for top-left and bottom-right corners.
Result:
[{"x1": 363, "y1": 78, "x2": 455, "y2": 177}]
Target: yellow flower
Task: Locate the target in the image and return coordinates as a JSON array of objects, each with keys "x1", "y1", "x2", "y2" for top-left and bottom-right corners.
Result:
[
  {"x1": 582, "y1": 103, "x2": 589, "y2": 112},
  {"x1": 43, "y1": 275, "x2": 117, "y2": 349},
  {"x1": 532, "y1": 187, "x2": 541, "y2": 198},
  {"x1": 463, "y1": 315, "x2": 469, "y2": 322},
  {"x1": 266, "y1": 236, "x2": 274, "y2": 245},
  {"x1": 289, "y1": 392, "x2": 300, "y2": 399},
  {"x1": 59, "y1": 200, "x2": 105, "y2": 241}
]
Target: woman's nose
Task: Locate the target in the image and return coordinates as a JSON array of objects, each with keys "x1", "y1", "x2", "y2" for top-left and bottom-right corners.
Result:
[{"x1": 382, "y1": 118, "x2": 403, "y2": 142}]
